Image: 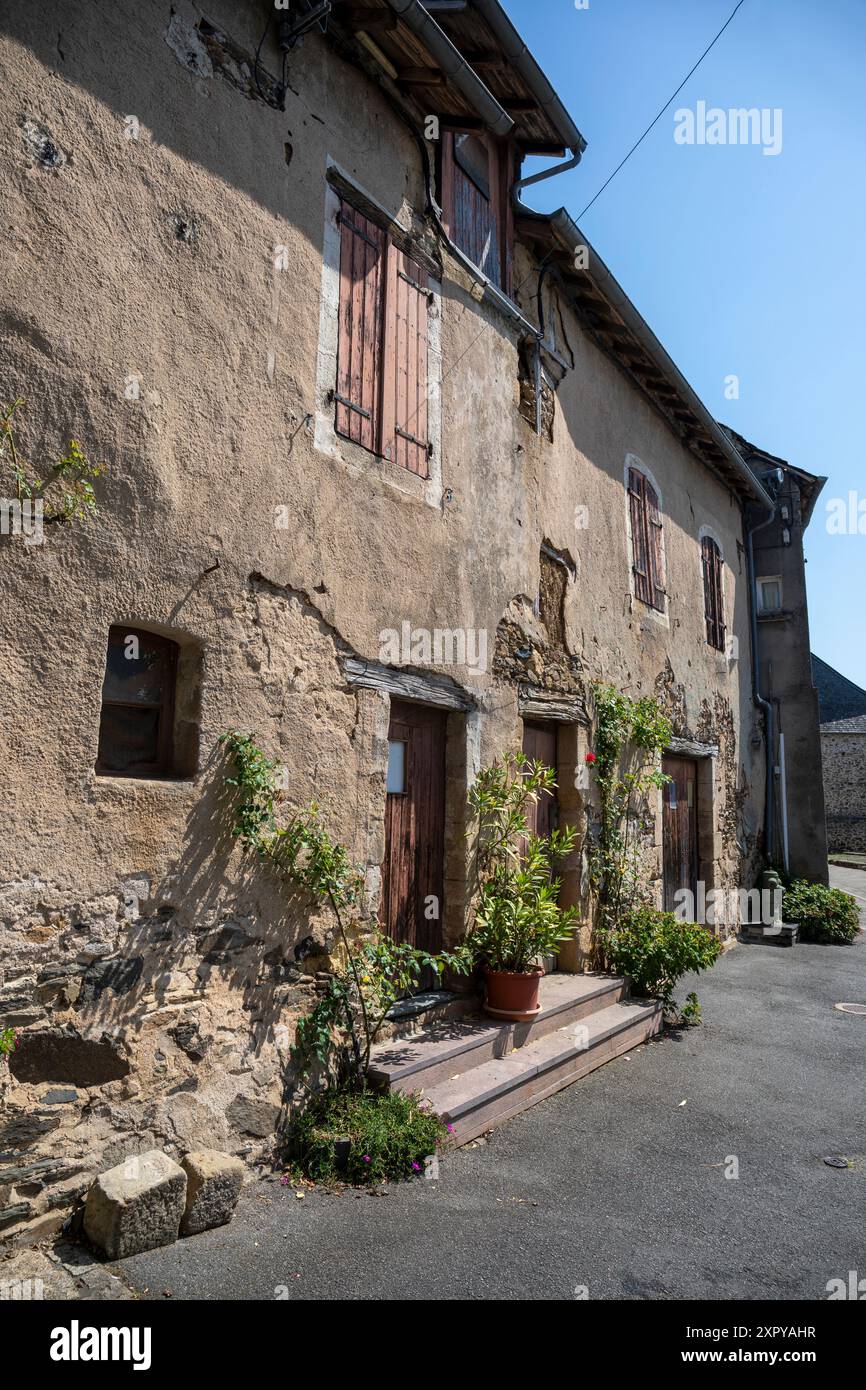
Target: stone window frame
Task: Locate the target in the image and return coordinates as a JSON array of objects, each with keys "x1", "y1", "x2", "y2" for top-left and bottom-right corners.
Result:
[
  {"x1": 94, "y1": 622, "x2": 202, "y2": 782},
  {"x1": 314, "y1": 158, "x2": 443, "y2": 510},
  {"x1": 623, "y1": 454, "x2": 669, "y2": 629}
]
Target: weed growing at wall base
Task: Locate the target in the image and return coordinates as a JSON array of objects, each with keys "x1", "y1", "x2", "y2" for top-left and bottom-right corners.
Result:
[{"x1": 283, "y1": 1087, "x2": 448, "y2": 1185}]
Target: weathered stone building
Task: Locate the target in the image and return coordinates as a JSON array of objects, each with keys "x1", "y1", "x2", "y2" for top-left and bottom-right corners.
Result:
[
  {"x1": 722, "y1": 431, "x2": 829, "y2": 881},
  {"x1": 812, "y1": 655, "x2": 866, "y2": 854},
  {"x1": 0, "y1": 0, "x2": 825, "y2": 1240}
]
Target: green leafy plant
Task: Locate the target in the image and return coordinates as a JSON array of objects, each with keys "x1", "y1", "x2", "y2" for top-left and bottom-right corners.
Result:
[
  {"x1": 600, "y1": 905, "x2": 722, "y2": 1012},
  {"x1": 1, "y1": 1026, "x2": 20, "y2": 1061},
  {"x1": 460, "y1": 752, "x2": 578, "y2": 973},
  {"x1": 782, "y1": 879, "x2": 860, "y2": 945},
  {"x1": 679, "y1": 991, "x2": 702, "y2": 1026},
  {"x1": 283, "y1": 1086, "x2": 448, "y2": 1185},
  {"x1": 0, "y1": 397, "x2": 104, "y2": 523},
  {"x1": 588, "y1": 685, "x2": 673, "y2": 933},
  {"x1": 220, "y1": 731, "x2": 466, "y2": 1085}
]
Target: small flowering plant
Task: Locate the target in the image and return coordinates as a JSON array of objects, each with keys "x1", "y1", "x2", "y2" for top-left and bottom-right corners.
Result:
[
  {"x1": 1, "y1": 1026, "x2": 20, "y2": 1062},
  {"x1": 283, "y1": 1086, "x2": 449, "y2": 1186}
]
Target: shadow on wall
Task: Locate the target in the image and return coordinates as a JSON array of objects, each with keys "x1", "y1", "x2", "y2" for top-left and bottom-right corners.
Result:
[
  {"x1": 53, "y1": 743, "x2": 333, "y2": 1065},
  {"x1": 1, "y1": 0, "x2": 350, "y2": 233}
]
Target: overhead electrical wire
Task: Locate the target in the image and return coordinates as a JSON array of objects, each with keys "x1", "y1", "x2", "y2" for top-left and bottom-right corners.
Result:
[{"x1": 574, "y1": 0, "x2": 748, "y2": 222}]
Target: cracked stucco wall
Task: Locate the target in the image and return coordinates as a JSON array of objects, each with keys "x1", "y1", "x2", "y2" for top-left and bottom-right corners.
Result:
[{"x1": 0, "y1": 0, "x2": 764, "y2": 1241}]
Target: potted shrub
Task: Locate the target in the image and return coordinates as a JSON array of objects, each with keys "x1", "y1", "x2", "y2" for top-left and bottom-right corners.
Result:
[{"x1": 460, "y1": 753, "x2": 579, "y2": 1021}]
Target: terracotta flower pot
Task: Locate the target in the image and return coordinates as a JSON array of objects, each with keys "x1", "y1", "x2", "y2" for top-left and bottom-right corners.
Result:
[{"x1": 484, "y1": 966, "x2": 544, "y2": 1021}]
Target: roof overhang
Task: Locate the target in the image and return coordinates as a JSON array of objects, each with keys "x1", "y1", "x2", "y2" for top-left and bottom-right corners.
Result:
[
  {"x1": 328, "y1": 0, "x2": 586, "y2": 153},
  {"x1": 720, "y1": 426, "x2": 827, "y2": 526}
]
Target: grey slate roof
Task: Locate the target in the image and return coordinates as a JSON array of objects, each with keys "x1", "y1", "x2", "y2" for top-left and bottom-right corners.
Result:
[{"x1": 812, "y1": 654, "x2": 866, "y2": 732}]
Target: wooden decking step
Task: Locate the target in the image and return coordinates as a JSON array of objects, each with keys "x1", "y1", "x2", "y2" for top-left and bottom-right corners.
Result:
[
  {"x1": 368, "y1": 972, "x2": 628, "y2": 1095},
  {"x1": 426, "y1": 997, "x2": 663, "y2": 1144}
]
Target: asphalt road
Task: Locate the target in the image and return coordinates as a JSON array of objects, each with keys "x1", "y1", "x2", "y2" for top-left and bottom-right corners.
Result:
[{"x1": 117, "y1": 870, "x2": 865, "y2": 1301}]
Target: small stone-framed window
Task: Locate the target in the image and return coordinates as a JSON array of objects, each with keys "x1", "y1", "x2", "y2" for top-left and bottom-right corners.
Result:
[
  {"x1": 96, "y1": 626, "x2": 180, "y2": 777},
  {"x1": 757, "y1": 576, "x2": 783, "y2": 615}
]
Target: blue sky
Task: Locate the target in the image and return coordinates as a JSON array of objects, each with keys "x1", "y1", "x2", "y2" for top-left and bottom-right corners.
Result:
[{"x1": 505, "y1": 0, "x2": 866, "y2": 687}]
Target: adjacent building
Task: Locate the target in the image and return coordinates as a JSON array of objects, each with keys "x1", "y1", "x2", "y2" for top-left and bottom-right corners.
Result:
[{"x1": 812, "y1": 655, "x2": 866, "y2": 854}]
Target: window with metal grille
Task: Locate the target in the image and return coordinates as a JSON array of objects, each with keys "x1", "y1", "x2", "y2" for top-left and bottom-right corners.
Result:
[
  {"x1": 96, "y1": 627, "x2": 178, "y2": 777},
  {"x1": 701, "y1": 535, "x2": 726, "y2": 650},
  {"x1": 628, "y1": 467, "x2": 666, "y2": 611},
  {"x1": 334, "y1": 199, "x2": 432, "y2": 477}
]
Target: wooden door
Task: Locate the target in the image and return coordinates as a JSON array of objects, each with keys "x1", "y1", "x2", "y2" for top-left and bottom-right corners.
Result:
[
  {"x1": 522, "y1": 722, "x2": 558, "y2": 839},
  {"x1": 380, "y1": 701, "x2": 446, "y2": 954},
  {"x1": 662, "y1": 755, "x2": 698, "y2": 913}
]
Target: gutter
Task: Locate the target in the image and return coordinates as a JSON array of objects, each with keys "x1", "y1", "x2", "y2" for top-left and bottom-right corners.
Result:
[
  {"x1": 471, "y1": 0, "x2": 587, "y2": 154},
  {"x1": 542, "y1": 207, "x2": 774, "y2": 509},
  {"x1": 382, "y1": 0, "x2": 514, "y2": 136}
]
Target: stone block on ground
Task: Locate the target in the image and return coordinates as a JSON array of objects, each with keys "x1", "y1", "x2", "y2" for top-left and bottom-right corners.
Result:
[
  {"x1": 83, "y1": 1150, "x2": 186, "y2": 1259},
  {"x1": 180, "y1": 1149, "x2": 244, "y2": 1235}
]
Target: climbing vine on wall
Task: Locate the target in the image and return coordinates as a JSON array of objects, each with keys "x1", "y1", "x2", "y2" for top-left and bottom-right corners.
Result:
[
  {"x1": 220, "y1": 731, "x2": 465, "y2": 1086},
  {"x1": 587, "y1": 684, "x2": 673, "y2": 933}
]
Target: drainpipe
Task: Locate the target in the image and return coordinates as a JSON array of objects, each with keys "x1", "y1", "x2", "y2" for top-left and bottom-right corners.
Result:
[
  {"x1": 382, "y1": 0, "x2": 514, "y2": 136},
  {"x1": 779, "y1": 731, "x2": 790, "y2": 873},
  {"x1": 366, "y1": 71, "x2": 540, "y2": 337},
  {"x1": 746, "y1": 505, "x2": 778, "y2": 865},
  {"x1": 515, "y1": 147, "x2": 583, "y2": 194}
]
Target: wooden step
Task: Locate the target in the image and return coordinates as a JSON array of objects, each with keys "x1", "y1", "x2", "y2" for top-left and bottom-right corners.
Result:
[
  {"x1": 425, "y1": 998, "x2": 663, "y2": 1144},
  {"x1": 368, "y1": 973, "x2": 628, "y2": 1094}
]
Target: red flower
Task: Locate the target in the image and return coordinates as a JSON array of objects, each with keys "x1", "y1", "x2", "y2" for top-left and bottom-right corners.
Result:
[{"x1": 585, "y1": 752, "x2": 597, "y2": 764}]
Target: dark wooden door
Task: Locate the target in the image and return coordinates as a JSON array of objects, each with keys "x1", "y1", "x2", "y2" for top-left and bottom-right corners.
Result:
[
  {"x1": 662, "y1": 755, "x2": 698, "y2": 912},
  {"x1": 522, "y1": 722, "x2": 558, "y2": 839},
  {"x1": 380, "y1": 701, "x2": 446, "y2": 954}
]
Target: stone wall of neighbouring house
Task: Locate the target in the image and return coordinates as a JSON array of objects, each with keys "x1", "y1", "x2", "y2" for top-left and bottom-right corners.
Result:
[
  {"x1": 0, "y1": 0, "x2": 764, "y2": 1244},
  {"x1": 821, "y1": 733, "x2": 866, "y2": 852}
]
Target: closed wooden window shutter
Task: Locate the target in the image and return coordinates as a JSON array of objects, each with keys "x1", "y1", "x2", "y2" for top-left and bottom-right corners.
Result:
[
  {"x1": 335, "y1": 201, "x2": 385, "y2": 453},
  {"x1": 646, "y1": 484, "x2": 666, "y2": 611},
  {"x1": 702, "y1": 536, "x2": 725, "y2": 649},
  {"x1": 381, "y1": 243, "x2": 431, "y2": 477},
  {"x1": 628, "y1": 468, "x2": 652, "y2": 606},
  {"x1": 628, "y1": 469, "x2": 665, "y2": 611},
  {"x1": 442, "y1": 132, "x2": 502, "y2": 288}
]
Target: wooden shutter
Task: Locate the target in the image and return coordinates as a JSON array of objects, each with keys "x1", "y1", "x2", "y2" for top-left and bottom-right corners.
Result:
[
  {"x1": 442, "y1": 132, "x2": 502, "y2": 287},
  {"x1": 381, "y1": 242, "x2": 431, "y2": 477},
  {"x1": 628, "y1": 468, "x2": 652, "y2": 606},
  {"x1": 646, "y1": 482, "x2": 666, "y2": 611},
  {"x1": 702, "y1": 536, "x2": 725, "y2": 650},
  {"x1": 335, "y1": 200, "x2": 385, "y2": 453},
  {"x1": 629, "y1": 469, "x2": 665, "y2": 612}
]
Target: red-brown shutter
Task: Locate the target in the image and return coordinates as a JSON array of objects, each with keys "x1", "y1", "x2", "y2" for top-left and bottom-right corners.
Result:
[
  {"x1": 381, "y1": 242, "x2": 431, "y2": 477},
  {"x1": 702, "y1": 536, "x2": 725, "y2": 650},
  {"x1": 646, "y1": 482, "x2": 666, "y2": 612},
  {"x1": 628, "y1": 468, "x2": 652, "y2": 606},
  {"x1": 335, "y1": 200, "x2": 385, "y2": 453},
  {"x1": 442, "y1": 132, "x2": 502, "y2": 287},
  {"x1": 628, "y1": 469, "x2": 665, "y2": 612}
]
